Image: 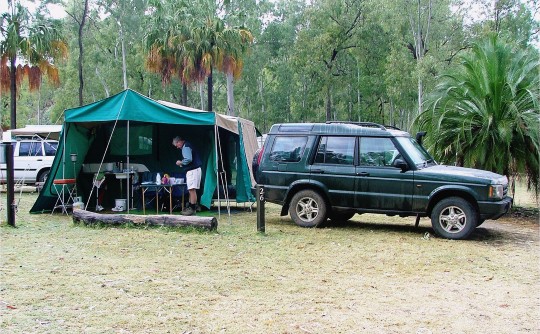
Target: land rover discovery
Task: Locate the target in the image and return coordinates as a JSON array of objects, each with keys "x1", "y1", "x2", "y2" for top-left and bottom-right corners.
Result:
[{"x1": 255, "y1": 122, "x2": 512, "y2": 240}]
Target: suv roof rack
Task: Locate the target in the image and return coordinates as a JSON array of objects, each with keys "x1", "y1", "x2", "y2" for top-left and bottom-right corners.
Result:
[{"x1": 325, "y1": 121, "x2": 387, "y2": 130}]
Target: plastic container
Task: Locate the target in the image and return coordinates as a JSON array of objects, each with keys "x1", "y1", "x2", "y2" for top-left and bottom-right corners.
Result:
[{"x1": 113, "y1": 199, "x2": 127, "y2": 211}]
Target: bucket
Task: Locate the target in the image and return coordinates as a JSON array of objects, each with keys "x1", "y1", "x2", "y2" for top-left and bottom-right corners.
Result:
[
  {"x1": 73, "y1": 201, "x2": 84, "y2": 210},
  {"x1": 113, "y1": 198, "x2": 127, "y2": 211}
]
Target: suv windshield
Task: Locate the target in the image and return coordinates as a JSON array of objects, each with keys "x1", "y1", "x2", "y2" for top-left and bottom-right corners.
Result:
[{"x1": 396, "y1": 137, "x2": 435, "y2": 168}]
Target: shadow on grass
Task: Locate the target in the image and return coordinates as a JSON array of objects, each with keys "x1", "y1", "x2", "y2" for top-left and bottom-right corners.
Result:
[
  {"x1": 326, "y1": 219, "x2": 433, "y2": 235},
  {"x1": 272, "y1": 217, "x2": 528, "y2": 244}
]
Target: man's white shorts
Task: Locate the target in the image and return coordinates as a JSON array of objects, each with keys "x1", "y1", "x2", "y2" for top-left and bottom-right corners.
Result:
[{"x1": 186, "y1": 167, "x2": 201, "y2": 190}]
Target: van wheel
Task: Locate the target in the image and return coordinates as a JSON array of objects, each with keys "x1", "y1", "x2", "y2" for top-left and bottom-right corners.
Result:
[
  {"x1": 289, "y1": 190, "x2": 327, "y2": 228},
  {"x1": 431, "y1": 197, "x2": 477, "y2": 240},
  {"x1": 329, "y1": 211, "x2": 355, "y2": 222},
  {"x1": 37, "y1": 169, "x2": 50, "y2": 183}
]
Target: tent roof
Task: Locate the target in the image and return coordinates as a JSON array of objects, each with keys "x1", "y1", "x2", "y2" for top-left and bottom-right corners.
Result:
[{"x1": 65, "y1": 89, "x2": 215, "y2": 125}]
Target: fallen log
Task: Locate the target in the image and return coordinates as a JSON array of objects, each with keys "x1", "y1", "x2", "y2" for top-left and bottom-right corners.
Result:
[{"x1": 72, "y1": 209, "x2": 217, "y2": 230}]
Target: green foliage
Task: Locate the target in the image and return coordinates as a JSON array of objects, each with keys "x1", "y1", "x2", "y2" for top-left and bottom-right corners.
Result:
[
  {"x1": 416, "y1": 35, "x2": 540, "y2": 194},
  {"x1": 3, "y1": 0, "x2": 539, "y2": 198}
]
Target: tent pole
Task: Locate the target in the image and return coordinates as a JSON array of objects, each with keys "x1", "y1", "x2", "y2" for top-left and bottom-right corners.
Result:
[
  {"x1": 214, "y1": 123, "x2": 220, "y2": 220},
  {"x1": 62, "y1": 125, "x2": 66, "y2": 179},
  {"x1": 215, "y1": 125, "x2": 231, "y2": 223},
  {"x1": 126, "y1": 120, "x2": 130, "y2": 212}
]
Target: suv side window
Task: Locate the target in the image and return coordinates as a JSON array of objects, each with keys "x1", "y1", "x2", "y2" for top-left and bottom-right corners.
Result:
[
  {"x1": 44, "y1": 142, "x2": 58, "y2": 156},
  {"x1": 19, "y1": 141, "x2": 43, "y2": 157},
  {"x1": 315, "y1": 136, "x2": 355, "y2": 165},
  {"x1": 359, "y1": 137, "x2": 400, "y2": 167},
  {"x1": 269, "y1": 136, "x2": 307, "y2": 162}
]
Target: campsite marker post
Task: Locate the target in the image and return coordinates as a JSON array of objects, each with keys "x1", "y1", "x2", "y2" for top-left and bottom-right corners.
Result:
[
  {"x1": 256, "y1": 185, "x2": 265, "y2": 233},
  {"x1": 1, "y1": 143, "x2": 15, "y2": 226}
]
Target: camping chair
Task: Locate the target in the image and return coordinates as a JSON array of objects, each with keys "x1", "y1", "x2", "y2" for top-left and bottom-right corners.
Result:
[{"x1": 52, "y1": 178, "x2": 77, "y2": 214}]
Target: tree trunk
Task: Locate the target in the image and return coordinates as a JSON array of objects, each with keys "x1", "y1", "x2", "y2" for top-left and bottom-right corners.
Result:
[
  {"x1": 226, "y1": 71, "x2": 234, "y2": 116},
  {"x1": 72, "y1": 209, "x2": 217, "y2": 230},
  {"x1": 417, "y1": 78, "x2": 423, "y2": 115},
  {"x1": 182, "y1": 83, "x2": 188, "y2": 105},
  {"x1": 199, "y1": 82, "x2": 205, "y2": 110},
  {"x1": 78, "y1": 0, "x2": 89, "y2": 106},
  {"x1": 120, "y1": 23, "x2": 128, "y2": 90},
  {"x1": 325, "y1": 85, "x2": 332, "y2": 122},
  {"x1": 207, "y1": 66, "x2": 213, "y2": 111},
  {"x1": 9, "y1": 56, "x2": 16, "y2": 130},
  {"x1": 96, "y1": 68, "x2": 110, "y2": 97},
  {"x1": 258, "y1": 75, "x2": 266, "y2": 130}
]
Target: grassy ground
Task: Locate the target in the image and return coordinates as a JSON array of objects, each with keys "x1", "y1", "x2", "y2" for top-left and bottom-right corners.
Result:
[{"x1": 0, "y1": 190, "x2": 538, "y2": 333}]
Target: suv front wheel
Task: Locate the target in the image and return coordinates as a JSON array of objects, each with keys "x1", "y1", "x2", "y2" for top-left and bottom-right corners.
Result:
[
  {"x1": 431, "y1": 197, "x2": 477, "y2": 239},
  {"x1": 289, "y1": 190, "x2": 327, "y2": 228}
]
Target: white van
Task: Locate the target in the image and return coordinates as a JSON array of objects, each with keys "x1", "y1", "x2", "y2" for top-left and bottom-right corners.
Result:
[{"x1": 1, "y1": 126, "x2": 61, "y2": 184}]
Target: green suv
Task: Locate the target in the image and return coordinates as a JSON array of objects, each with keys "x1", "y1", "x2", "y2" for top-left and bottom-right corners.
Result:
[{"x1": 255, "y1": 122, "x2": 512, "y2": 240}]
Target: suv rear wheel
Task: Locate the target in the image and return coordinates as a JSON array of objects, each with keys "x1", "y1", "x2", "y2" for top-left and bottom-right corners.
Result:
[
  {"x1": 431, "y1": 197, "x2": 477, "y2": 239},
  {"x1": 289, "y1": 189, "x2": 327, "y2": 228}
]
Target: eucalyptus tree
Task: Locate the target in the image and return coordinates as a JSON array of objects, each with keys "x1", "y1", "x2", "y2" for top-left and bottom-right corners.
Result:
[
  {"x1": 294, "y1": 0, "x2": 366, "y2": 122},
  {"x1": 0, "y1": 0, "x2": 68, "y2": 129},
  {"x1": 96, "y1": 0, "x2": 148, "y2": 90},
  {"x1": 466, "y1": 0, "x2": 539, "y2": 47},
  {"x1": 65, "y1": 0, "x2": 89, "y2": 106},
  {"x1": 415, "y1": 35, "x2": 539, "y2": 194}
]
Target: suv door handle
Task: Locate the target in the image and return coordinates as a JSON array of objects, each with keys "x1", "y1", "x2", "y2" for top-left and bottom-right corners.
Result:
[
  {"x1": 311, "y1": 169, "x2": 324, "y2": 174},
  {"x1": 357, "y1": 172, "x2": 370, "y2": 177}
]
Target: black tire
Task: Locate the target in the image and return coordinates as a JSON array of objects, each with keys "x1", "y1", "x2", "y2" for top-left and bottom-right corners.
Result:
[
  {"x1": 329, "y1": 211, "x2": 355, "y2": 222},
  {"x1": 431, "y1": 197, "x2": 477, "y2": 240},
  {"x1": 289, "y1": 189, "x2": 327, "y2": 228},
  {"x1": 37, "y1": 169, "x2": 50, "y2": 183},
  {"x1": 476, "y1": 219, "x2": 486, "y2": 227}
]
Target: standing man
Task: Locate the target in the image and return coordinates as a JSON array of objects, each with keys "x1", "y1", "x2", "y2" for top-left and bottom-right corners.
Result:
[{"x1": 172, "y1": 136, "x2": 202, "y2": 216}]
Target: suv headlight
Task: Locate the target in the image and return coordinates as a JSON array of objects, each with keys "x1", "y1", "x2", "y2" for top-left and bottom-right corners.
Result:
[{"x1": 488, "y1": 185, "x2": 504, "y2": 200}]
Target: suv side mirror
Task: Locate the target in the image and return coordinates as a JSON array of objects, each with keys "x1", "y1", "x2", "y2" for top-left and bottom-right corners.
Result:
[{"x1": 393, "y1": 158, "x2": 409, "y2": 172}]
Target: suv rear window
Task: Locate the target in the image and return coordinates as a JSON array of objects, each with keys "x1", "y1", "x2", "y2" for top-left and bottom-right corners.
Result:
[{"x1": 269, "y1": 136, "x2": 307, "y2": 162}]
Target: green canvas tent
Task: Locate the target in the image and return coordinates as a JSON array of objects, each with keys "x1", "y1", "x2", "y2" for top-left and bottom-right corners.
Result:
[{"x1": 30, "y1": 89, "x2": 257, "y2": 213}]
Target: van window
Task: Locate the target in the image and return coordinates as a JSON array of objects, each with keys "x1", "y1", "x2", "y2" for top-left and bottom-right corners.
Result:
[
  {"x1": 19, "y1": 142, "x2": 43, "y2": 156},
  {"x1": 269, "y1": 136, "x2": 307, "y2": 162},
  {"x1": 359, "y1": 137, "x2": 399, "y2": 167},
  {"x1": 315, "y1": 136, "x2": 355, "y2": 165}
]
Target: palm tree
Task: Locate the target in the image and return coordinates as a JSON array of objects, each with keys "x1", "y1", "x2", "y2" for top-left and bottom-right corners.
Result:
[
  {"x1": 0, "y1": 1, "x2": 67, "y2": 129},
  {"x1": 144, "y1": 0, "x2": 192, "y2": 105},
  {"x1": 415, "y1": 35, "x2": 539, "y2": 195},
  {"x1": 182, "y1": 17, "x2": 252, "y2": 113},
  {"x1": 220, "y1": 27, "x2": 253, "y2": 116}
]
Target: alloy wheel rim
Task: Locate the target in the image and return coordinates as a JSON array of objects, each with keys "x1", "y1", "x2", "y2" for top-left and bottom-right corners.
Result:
[
  {"x1": 296, "y1": 197, "x2": 319, "y2": 222},
  {"x1": 439, "y1": 206, "x2": 467, "y2": 233}
]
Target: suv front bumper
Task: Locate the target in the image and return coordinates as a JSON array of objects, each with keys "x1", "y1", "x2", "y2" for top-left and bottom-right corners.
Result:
[{"x1": 478, "y1": 196, "x2": 513, "y2": 220}]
